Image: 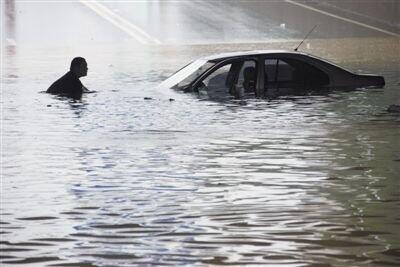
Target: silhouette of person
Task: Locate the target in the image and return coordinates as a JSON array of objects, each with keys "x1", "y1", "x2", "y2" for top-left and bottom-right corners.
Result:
[{"x1": 47, "y1": 57, "x2": 88, "y2": 100}]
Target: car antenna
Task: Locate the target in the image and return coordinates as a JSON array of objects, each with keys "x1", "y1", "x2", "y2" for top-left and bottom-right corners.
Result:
[{"x1": 294, "y1": 25, "x2": 317, "y2": 51}]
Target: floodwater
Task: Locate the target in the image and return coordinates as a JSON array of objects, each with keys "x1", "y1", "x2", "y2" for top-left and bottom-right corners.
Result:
[{"x1": 1, "y1": 38, "x2": 400, "y2": 267}]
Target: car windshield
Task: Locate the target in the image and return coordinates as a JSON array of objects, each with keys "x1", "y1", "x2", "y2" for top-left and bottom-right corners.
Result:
[{"x1": 159, "y1": 60, "x2": 215, "y2": 90}]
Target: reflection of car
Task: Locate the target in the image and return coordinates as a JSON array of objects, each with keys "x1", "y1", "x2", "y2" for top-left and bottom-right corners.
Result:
[{"x1": 158, "y1": 50, "x2": 385, "y2": 99}]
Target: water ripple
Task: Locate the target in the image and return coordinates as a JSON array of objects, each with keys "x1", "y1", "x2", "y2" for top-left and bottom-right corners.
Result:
[{"x1": 2, "y1": 45, "x2": 399, "y2": 266}]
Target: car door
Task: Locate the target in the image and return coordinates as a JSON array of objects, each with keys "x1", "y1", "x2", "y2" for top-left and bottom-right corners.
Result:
[
  {"x1": 264, "y1": 57, "x2": 300, "y2": 96},
  {"x1": 263, "y1": 56, "x2": 330, "y2": 97}
]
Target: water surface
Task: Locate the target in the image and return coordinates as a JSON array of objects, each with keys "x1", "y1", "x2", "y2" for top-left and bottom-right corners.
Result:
[{"x1": 1, "y1": 40, "x2": 400, "y2": 266}]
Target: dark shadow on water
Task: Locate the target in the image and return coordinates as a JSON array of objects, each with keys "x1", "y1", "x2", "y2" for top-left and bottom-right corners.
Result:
[
  {"x1": 68, "y1": 99, "x2": 88, "y2": 118},
  {"x1": 46, "y1": 94, "x2": 89, "y2": 118},
  {"x1": 4, "y1": 0, "x2": 16, "y2": 46}
]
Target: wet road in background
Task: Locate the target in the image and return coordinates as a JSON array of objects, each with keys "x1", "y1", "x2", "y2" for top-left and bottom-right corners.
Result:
[
  {"x1": 2, "y1": 0, "x2": 400, "y2": 46},
  {"x1": 1, "y1": 1, "x2": 400, "y2": 266}
]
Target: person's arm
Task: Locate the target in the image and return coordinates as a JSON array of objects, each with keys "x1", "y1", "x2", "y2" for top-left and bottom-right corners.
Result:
[{"x1": 82, "y1": 86, "x2": 96, "y2": 93}]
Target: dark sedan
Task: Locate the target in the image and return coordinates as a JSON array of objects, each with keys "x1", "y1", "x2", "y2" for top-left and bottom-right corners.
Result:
[{"x1": 158, "y1": 50, "x2": 385, "y2": 99}]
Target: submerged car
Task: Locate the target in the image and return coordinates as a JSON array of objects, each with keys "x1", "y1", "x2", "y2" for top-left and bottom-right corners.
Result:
[{"x1": 158, "y1": 50, "x2": 385, "y2": 99}]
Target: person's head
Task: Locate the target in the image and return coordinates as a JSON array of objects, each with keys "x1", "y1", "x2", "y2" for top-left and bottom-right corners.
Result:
[{"x1": 70, "y1": 57, "x2": 88, "y2": 78}]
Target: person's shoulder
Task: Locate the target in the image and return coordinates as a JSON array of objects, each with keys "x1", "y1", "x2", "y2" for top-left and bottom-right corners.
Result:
[{"x1": 46, "y1": 71, "x2": 72, "y2": 93}]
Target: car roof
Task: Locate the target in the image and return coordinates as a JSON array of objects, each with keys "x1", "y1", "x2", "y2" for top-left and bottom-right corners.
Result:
[{"x1": 202, "y1": 50, "x2": 309, "y2": 61}]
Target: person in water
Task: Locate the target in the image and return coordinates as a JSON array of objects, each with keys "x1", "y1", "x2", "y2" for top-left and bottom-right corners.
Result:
[{"x1": 47, "y1": 57, "x2": 89, "y2": 99}]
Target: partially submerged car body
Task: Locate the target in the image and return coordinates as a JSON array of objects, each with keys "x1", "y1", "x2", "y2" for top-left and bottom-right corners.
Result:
[{"x1": 158, "y1": 50, "x2": 385, "y2": 99}]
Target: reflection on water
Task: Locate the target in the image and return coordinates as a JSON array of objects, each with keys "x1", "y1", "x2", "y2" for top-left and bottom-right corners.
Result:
[
  {"x1": 4, "y1": 0, "x2": 16, "y2": 47},
  {"x1": 1, "y1": 40, "x2": 400, "y2": 266}
]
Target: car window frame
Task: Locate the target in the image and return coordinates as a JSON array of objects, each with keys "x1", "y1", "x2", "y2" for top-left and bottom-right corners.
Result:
[
  {"x1": 261, "y1": 54, "x2": 331, "y2": 95},
  {"x1": 192, "y1": 56, "x2": 261, "y2": 94},
  {"x1": 159, "y1": 59, "x2": 215, "y2": 91}
]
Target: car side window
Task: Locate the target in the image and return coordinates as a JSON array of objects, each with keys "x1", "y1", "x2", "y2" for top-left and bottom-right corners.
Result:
[
  {"x1": 265, "y1": 59, "x2": 294, "y2": 82},
  {"x1": 237, "y1": 61, "x2": 256, "y2": 84},
  {"x1": 277, "y1": 60, "x2": 295, "y2": 81},
  {"x1": 236, "y1": 60, "x2": 257, "y2": 95},
  {"x1": 265, "y1": 57, "x2": 329, "y2": 90},
  {"x1": 202, "y1": 63, "x2": 233, "y2": 92},
  {"x1": 265, "y1": 59, "x2": 278, "y2": 82}
]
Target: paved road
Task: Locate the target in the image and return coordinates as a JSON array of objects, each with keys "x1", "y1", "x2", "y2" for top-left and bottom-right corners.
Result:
[
  {"x1": 1, "y1": 0, "x2": 399, "y2": 46},
  {"x1": 100, "y1": 0, "x2": 400, "y2": 44}
]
